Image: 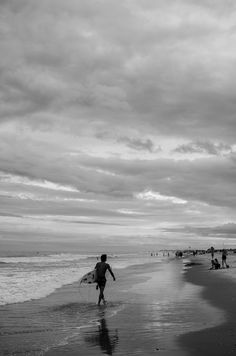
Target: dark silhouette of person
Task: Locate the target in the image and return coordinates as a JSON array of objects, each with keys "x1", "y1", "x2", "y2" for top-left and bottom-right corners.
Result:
[
  {"x1": 95, "y1": 254, "x2": 116, "y2": 305},
  {"x1": 210, "y1": 258, "x2": 221, "y2": 270},
  {"x1": 210, "y1": 246, "x2": 215, "y2": 259},
  {"x1": 222, "y1": 249, "x2": 228, "y2": 268}
]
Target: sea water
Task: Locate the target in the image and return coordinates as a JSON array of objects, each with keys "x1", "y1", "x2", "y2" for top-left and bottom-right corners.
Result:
[{"x1": 0, "y1": 252, "x2": 156, "y2": 306}]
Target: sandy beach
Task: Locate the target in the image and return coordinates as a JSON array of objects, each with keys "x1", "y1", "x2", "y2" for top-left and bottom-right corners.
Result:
[
  {"x1": 179, "y1": 254, "x2": 236, "y2": 356},
  {"x1": 1, "y1": 253, "x2": 236, "y2": 355}
]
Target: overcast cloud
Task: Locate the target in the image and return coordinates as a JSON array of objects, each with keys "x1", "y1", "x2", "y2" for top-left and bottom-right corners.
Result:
[{"x1": 1, "y1": 0, "x2": 236, "y2": 250}]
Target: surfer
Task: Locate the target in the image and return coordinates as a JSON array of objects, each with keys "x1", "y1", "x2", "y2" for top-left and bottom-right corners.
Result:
[{"x1": 95, "y1": 254, "x2": 116, "y2": 306}]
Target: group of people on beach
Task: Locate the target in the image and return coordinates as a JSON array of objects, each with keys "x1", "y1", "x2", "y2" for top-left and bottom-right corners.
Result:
[
  {"x1": 210, "y1": 247, "x2": 229, "y2": 270},
  {"x1": 93, "y1": 248, "x2": 230, "y2": 304}
]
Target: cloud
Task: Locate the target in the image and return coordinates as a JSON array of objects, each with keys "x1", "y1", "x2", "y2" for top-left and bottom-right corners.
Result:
[
  {"x1": 95, "y1": 168, "x2": 117, "y2": 177},
  {"x1": 135, "y1": 190, "x2": 187, "y2": 205},
  {"x1": 117, "y1": 136, "x2": 159, "y2": 153},
  {"x1": 1, "y1": 0, "x2": 236, "y2": 140},
  {"x1": 163, "y1": 223, "x2": 236, "y2": 239},
  {"x1": 116, "y1": 209, "x2": 146, "y2": 215},
  {"x1": 174, "y1": 141, "x2": 233, "y2": 156},
  {"x1": 0, "y1": 172, "x2": 79, "y2": 192},
  {"x1": 0, "y1": 190, "x2": 94, "y2": 203},
  {"x1": 95, "y1": 131, "x2": 161, "y2": 154},
  {"x1": 1, "y1": 0, "x2": 236, "y2": 248}
]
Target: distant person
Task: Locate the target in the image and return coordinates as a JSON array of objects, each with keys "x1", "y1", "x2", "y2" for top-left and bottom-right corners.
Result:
[
  {"x1": 214, "y1": 258, "x2": 221, "y2": 269},
  {"x1": 210, "y1": 259, "x2": 220, "y2": 270},
  {"x1": 210, "y1": 259, "x2": 215, "y2": 270},
  {"x1": 222, "y1": 249, "x2": 228, "y2": 268},
  {"x1": 95, "y1": 254, "x2": 116, "y2": 305},
  {"x1": 210, "y1": 246, "x2": 215, "y2": 259},
  {"x1": 175, "y1": 250, "x2": 183, "y2": 257}
]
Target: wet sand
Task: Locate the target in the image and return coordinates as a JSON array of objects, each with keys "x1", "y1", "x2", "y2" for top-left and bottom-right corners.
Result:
[
  {"x1": 179, "y1": 255, "x2": 236, "y2": 356},
  {"x1": 45, "y1": 260, "x2": 187, "y2": 356},
  {"x1": 43, "y1": 258, "x2": 224, "y2": 356}
]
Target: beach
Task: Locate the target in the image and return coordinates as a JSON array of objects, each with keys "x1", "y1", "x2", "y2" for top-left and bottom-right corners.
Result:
[
  {"x1": 0, "y1": 252, "x2": 235, "y2": 355},
  {"x1": 179, "y1": 253, "x2": 236, "y2": 355}
]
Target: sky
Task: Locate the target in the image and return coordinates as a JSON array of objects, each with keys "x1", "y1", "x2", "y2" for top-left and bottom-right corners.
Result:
[{"x1": 1, "y1": 0, "x2": 236, "y2": 252}]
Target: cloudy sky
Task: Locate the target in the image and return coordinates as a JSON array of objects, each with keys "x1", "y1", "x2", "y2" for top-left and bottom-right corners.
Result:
[{"x1": 1, "y1": 0, "x2": 236, "y2": 252}]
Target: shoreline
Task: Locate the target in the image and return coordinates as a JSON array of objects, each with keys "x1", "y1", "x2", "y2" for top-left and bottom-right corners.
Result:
[
  {"x1": 1, "y1": 260, "x2": 171, "y2": 356},
  {"x1": 45, "y1": 258, "x2": 187, "y2": 356},
  {"x1": 1, "y1": 255, "x2": 232, "y2": 355},
  {"x1": 44, "y1": 257, "x2": 224, "y2": 356},
  {"x1": 179, "y1": 255, "x2": 236, "y2": 355}
]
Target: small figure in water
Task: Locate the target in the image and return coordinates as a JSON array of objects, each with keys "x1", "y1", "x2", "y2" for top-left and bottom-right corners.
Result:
[{"x1": 95, "y1": 254, "x2": 116, "y2": 305}]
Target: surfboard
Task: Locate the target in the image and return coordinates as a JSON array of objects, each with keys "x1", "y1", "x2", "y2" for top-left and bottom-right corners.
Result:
[{"x1": 80, "y1": 269, "x2": 97, "y2": 284}]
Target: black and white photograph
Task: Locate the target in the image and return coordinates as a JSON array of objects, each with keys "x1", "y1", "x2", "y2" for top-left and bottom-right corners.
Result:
[{"x1": 1, "y1": 1, "x2": 236, "y2": 355}]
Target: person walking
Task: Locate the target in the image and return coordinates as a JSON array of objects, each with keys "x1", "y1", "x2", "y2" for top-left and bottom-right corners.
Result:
[
  {"x1": 221, "y1": 249, "x2": 228, "y2": 268},
  {"x1": 95, "y1": 254, "x2": 116, "y2": 305}
]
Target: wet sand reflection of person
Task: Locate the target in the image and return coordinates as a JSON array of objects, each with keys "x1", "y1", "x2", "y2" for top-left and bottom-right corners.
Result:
[{"x1": 84, "y1": 311, "x2": 118, "y2": 355}]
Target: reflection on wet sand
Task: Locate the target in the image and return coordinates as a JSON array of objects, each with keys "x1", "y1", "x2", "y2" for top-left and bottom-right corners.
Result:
[{"x1": 84, "y1": 310, "x2": 119, "y2": 355}]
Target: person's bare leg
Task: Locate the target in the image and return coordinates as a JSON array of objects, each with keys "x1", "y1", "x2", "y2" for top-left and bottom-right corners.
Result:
[{"x1": 98, "y1": 286, "x2": 105, "y2": 305}]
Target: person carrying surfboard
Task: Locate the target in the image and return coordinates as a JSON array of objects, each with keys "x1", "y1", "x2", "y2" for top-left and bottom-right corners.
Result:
[{"x1": 95, "y1": 254, "x2": 116, "y2": 305}]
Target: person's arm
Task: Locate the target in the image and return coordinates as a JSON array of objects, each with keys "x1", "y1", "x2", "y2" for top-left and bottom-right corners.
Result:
[{"x1": 108, "y1": 265, "x2": 116, "y2": 281}]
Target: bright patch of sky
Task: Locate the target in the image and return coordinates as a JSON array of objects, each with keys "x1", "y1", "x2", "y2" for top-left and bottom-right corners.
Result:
[
  {"x1": 135, "y1": 190, "x2": 187, "y2": 205},
  {"x1": 0, "y1": 172, "x2": 79, "y2": 192}
]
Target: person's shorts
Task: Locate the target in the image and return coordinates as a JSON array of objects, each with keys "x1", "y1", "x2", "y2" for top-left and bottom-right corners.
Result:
[{"x1": 97, "y1": 278, "x2": 106, "y2": 288}]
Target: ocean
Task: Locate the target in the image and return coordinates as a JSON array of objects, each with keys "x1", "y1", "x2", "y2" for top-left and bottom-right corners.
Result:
[{"x1": 0, "y1": 252, "x2": 156, "y2": 306}]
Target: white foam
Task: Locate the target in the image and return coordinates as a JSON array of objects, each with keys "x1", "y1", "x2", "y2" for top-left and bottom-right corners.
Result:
[
  {"x1": 0, "y1": 253, "x2": 94, "y2": 264},
  {"x1": 0, "y1": 265, "x2": 91, "y2": 305}
]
